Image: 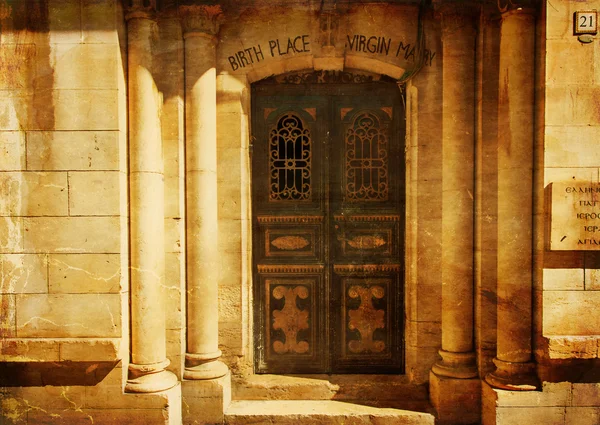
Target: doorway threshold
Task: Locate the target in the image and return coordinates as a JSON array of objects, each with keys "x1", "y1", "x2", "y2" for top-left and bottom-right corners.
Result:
[
  {"x1": 232, "y1": 374, "x2": 433, "y2": 413},
  {"x1": 225, "y1": 400, "x2": 436, "y2": 425}
]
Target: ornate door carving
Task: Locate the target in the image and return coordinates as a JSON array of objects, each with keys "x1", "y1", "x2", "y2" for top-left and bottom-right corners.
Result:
[{"x1": 252, "y1": 78, "x2": 405, "y2": 374}]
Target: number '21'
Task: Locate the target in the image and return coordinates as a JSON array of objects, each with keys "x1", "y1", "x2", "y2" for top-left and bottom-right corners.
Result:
[{"x1": 580, "y1": 14, "x2": 594, "y2": 28}]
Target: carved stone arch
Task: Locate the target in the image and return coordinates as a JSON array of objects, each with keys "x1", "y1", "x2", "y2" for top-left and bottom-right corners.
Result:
[{"x1": 245, "y1": 54, "x2": 406, "y2": 84}]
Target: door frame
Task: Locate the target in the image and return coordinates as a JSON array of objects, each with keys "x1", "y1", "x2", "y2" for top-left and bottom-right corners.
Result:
[{"x1": 249, "y1": 74, "x2": 407, "y2": 374}]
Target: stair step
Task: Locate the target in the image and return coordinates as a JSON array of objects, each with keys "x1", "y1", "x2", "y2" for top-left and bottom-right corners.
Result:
[{"x1": 225, "y1": 400, "x2": 435, "y2": 425}]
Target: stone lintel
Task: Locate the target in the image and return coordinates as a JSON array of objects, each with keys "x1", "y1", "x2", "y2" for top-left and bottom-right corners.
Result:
[
  {"x1": 429, "y1": 370, "x2": 481, "y2": 425},
  {"x1": 179, "y1": 4, "x2": 223, "y2": 37}
]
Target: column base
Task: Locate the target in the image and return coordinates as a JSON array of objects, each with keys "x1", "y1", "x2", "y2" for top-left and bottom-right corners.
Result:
[
  {"x1": 484, "y1": 357, "x2": 538, "y2": 391},
  {"x1": 125, "y1": 359, "x2": 179, "y2": 393},
  {"x1": 182, "y1": 371, "x2": 231, "y2": 425},
  {"x1": 431, "y1": 349, "x2": 478, "y2": 379},
  {"x1": 429, "y1": 370, "x2": 481, "y2": 425},
  {"x1": 184, "y1": 352, "x2": 229, "y2": 380}
]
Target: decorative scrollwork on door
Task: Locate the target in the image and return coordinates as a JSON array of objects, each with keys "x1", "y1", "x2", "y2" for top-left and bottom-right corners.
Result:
[
  {"x1": 272, "y1": 285, "x2": 310, "y2": 354},
  {"x1": 347, "y1": 285, "x2": 386, "y2": 353},
  {"x1": 344, "y1": 112, "x2": 389, "y2": 202},
  {"x1": 269, "y1": 113, "x2": 312, "y2": 201}
]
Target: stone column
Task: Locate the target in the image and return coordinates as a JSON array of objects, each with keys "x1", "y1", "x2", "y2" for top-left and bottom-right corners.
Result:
[
  {"x1": 433, "y1": 2, "x2": 478, "y2": 380},
  {"x1": 485, "y1": 5, "x2": 538, "y2": 391},
  {"x1": 181, "y1": 5, "x2": 228, "y2": 380},
  {"x1": 125, "y1": 0, "x2": 177, "y2": 393},
  {"x1": 429, "y1": 3, "x2": 480, "y2": 423}
]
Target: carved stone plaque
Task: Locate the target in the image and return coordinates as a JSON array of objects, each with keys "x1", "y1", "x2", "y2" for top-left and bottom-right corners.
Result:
[{"x1": 550, "y1": 182, "x2": 600, "y2": 250}]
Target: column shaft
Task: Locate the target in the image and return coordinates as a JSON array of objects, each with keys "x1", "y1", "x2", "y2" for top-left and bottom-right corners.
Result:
[
  {"x1": 433, "y1": 6, "x2": 478, "y2": 379},
  {"x1": 126, "y1": 12, "x2": 177, "y2": 393},
  {"x1": 182, "y1": 7, "x2": 228, "y2": 380},
  {"x1": 486, "y1": 8, "x2": 537, "y2": 391}
]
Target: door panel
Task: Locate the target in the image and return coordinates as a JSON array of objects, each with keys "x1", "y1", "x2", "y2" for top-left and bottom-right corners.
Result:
[{"x1": 252, "y1": 80, "x2": 404, "y2": 374}]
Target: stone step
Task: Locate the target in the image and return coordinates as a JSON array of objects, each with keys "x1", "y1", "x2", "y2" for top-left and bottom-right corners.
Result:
[{"x1": 224, "y1": 400, "x2": 436, "y2": 425}]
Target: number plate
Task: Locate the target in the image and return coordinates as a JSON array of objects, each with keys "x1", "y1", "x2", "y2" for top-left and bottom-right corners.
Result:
[{"x1": 575, "y1": 11, "x2": 597, "y2": 35}]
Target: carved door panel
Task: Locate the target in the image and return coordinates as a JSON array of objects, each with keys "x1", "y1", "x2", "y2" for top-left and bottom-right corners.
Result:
[{"x1": 252, "y1": 79, "x2": 404, "y2": 374}]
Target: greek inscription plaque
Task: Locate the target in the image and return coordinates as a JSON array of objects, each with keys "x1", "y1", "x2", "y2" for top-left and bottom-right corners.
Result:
[{"x1": 550, "y1": 181, "x2": 600, "y2": 250}]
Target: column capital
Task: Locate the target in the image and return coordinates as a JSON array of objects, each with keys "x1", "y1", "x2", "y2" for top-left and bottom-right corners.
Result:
[
  {"x1": 179, "y1": 4, "x2": 223, "y2": 38},
  {"x1": 125, "y1": 0, "x2": 156, "y2": 20},
  {"x1": 435, "y1": 1, "x2": 479, "y2": 36}
]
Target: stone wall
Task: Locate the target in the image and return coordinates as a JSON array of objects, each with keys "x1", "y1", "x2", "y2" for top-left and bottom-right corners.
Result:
[
  {"x1": 0, "y1": 0, "x2": 127, "y2": 368},
  {"x1": 1, "y1": 1, "x2": 181, "y2": 423},
  {"x1": 540, "y1": 0, "x2": 600, "y2": 365},
  {"x1": 480, "y1": 0, "x2": 600, "y2": 423},
  {"x1": 483, "y1": 382, "x2": 600, "y2": 425}
]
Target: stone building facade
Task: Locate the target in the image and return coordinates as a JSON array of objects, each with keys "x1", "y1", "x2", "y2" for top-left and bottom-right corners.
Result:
[{"x1": 1, "y1": 0, "x2": 600, "y2": 424}]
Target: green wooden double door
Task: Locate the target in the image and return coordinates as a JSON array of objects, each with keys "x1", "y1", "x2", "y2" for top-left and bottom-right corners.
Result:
[{"x1": 252, "y1": 79, "x2": 405, "y2": 374}]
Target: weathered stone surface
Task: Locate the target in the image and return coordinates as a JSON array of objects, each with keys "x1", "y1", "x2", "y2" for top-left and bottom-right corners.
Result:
[
  {"x1": 183, "y1": 373, "x2": 231, "y2": 425},
  {"x1": 47, "y1": 0, "x2": 82, "y2": 44},
  {"x1": 585, "y1": 268, "x2": 600, "y2": 290},
  {"x1": 68, "y1": 171, "x2": 120, "y2": 216},
  {"x1": 546, "y1": 40, "x2": 594, "y2": 86},
  {"x1": 0, "y1": 338, "x2": 120, "y2": 362},
  {"x1": 0, "y1": 172, "x2": 68, "y2": 216},
  {"x1": 48, "y1": 253, "x2": 121, "y2": 293},
  {"x1": 164, "y1": 252, "x2": 184, "y2": 330},
  {"x1": 49, "y1": 43, "x2": 119, "y2": 89},
  {"x1": 543, "y1": 291, "x2": 600, "y2": 335},
  {"x1": 572, "y1": 383, "x2": 600, "y2": 407},
  {"x1": 547, "y1": 336, "x2": 599, "y2": 359},
  {"x1": 544, "y1": 168, "x2": 599, "y2": 187},
  {"x1": 496, "y1": 407, "x2": 565, "y2": 425},
  {"x1": 84, "y1": 366, "x2": 179, "y2": 410},
  {"x1": 543, "y1": 268, "x2": 584, "y2": 291},
  {"x1": 3, "y1": 385, "x2": 85, "y2": 413},
  {"x1": 0, "y1": 44, "x2": 36, "y2": 90},
  {"x1": 0, "y1": 293, "x2": 16, "y2": 337},
  {"x1": 23, "y1": 217, "x2": 120, "y2": 253},
  {"x1": 0, "y1": 338, "x2": 59, "y2": 362},
  {"x1": 59, "y1": 338, "x2": 121, "y2": 362},
  {"x1": 545, "y1": 126, "x2": 600, "y2": 168},
  {"x1": 26, "y1": 131, "x2": 119, "y2": 171},
  {"x1": 429, "y1": 372, "x2": 480, "y2": 424},
  {"x1": 0, "y1": 254, "x2": 47, "y2": 294},
  {"x1": 82, "y1": 0, "x2": 119, "y2": 44},
  {"x1": 0, "y1": 131, "x2": 25, "y2": 171},
  {"x1": 232, "y1": 374, "x2": 339, "y2": 401},
  {"x1": 16, "y1": 293, "x2": 121, "y2": 338},
  {"x1": 225, "y1": 400, "x2": 435, "y2": 425},
  {"x1": 27, "y1": 408, "x2": 167, "y2": 425},
  {"x1": 493, "y1": 382, "x2": 572, "y2": 407},
  {"x1": 565, "y1": 407, "x2": 600, "y2": 425},
  {"x1": 50, "y1": 89, "x2": 119, "y2": 131}
]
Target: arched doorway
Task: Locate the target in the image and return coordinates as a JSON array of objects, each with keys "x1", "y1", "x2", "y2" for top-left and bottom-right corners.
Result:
[{"x1": 251, "y1": 71, "x2": 406, "y2": 374}]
